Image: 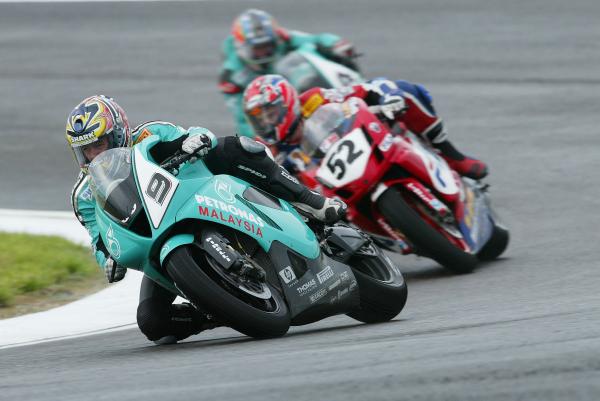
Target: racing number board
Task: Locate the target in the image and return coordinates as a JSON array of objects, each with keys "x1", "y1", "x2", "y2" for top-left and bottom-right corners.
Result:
[{"x1": 316, "y1": 127, "x2": 372, "y2": 188}]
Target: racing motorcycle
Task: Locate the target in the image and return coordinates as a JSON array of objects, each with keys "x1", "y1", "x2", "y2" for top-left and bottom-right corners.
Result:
[
  {"x1": 87, "y1": 135, "x2": 407, "y2": 339},
  {"x1": 295, "y1": 98, "x2": 509, "y2": 274},
  {"x1": 274, "y1": 42, "x2": 363, "y2": 93}
]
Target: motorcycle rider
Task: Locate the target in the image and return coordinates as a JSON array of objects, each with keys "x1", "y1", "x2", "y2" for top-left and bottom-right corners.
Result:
[
  {"x1": 219, "y1": 8, "x2": 358, "y2": 137},
  {"x1": 242, "y1": 75, "x2": 488, "y2": 179},
  {"x1": 67, "y1": 95, "x2": 347, "y2": 344}
]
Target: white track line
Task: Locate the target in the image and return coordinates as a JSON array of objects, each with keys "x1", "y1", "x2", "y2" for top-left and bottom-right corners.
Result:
[{"x1": 0, "y1": 208, "x2": 143, "y2": 349}]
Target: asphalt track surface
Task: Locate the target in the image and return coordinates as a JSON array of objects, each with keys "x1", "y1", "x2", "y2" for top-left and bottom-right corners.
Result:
[{"x1": 1, "y1": 0, "x2": 600, "y2": 400}]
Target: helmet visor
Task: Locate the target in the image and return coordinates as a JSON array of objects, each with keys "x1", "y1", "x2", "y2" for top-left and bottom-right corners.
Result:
[
  {"x1": 251, "y1": 41, "x2": 276, "y2": 63},
  {"x1": 246, "y1": 103, "x2": 286, "y2": 140},
  {"x1": 71, "y1": 135, "x2": 112, "y2": 169}
]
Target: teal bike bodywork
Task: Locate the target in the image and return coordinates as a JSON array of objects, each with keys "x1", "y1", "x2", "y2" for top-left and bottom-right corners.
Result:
[
  {"x1": 89, "y1": 136, "x2": 406, "y2": 337},
  {"x1": 274, "y1": 43, "x2": 363, "y2": 93},
  {"x1": 93, "y1": 136, "x2": 317, "y2": 293}
]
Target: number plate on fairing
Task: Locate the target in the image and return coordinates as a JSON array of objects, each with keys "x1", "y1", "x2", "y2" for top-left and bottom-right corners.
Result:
[{"x1": 316, "y1": 128, "x2": 372, "y2": 187}]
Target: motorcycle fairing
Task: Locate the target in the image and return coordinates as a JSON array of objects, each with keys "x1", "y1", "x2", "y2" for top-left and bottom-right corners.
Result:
[
  {"x1": 392, "y1": 133, "x2": 460, "y2": 197},
  {"x1": 455, "y1": 180, "x2": 496, "y2": 253},
  {"x1": 316, "y1": 127, "x2": 372, "y2": 188},
  {"x1": 267, "y1": 240, "x2": 359, "y2": 323}
]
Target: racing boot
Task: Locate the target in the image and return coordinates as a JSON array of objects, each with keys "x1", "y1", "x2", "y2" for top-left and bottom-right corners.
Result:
[
  {"x1": 292, "y1": 190, "x2": 347, "y2": 224},
  {"x1": 433, "y1": 140, "x2": 488, "y2": 180},
  {"x1": 264, "y1": 163, "x2": 347, "y2": 224},
  {"x1": 153, "y1": 303, "x2": 222, "y2": 345}
]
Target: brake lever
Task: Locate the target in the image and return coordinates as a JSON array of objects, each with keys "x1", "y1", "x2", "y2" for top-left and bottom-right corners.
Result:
[{"x1": 160, "y1": 151, "x2": 194, "y2": 174}]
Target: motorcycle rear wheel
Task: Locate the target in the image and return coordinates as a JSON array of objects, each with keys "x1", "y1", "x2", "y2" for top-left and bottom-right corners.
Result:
[
  {"x1": 346, "y1": 244, "x2": 407, "y2": 324},
  {"x1": 377, "y1": 188, "x2": 478, "y2": 274},
  {"x1": 167, "y1": 245, "x2": 290, "y2": 339}
]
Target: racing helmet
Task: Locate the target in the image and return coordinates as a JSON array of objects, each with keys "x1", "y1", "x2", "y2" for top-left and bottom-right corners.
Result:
[
  {"x1": 231, "y1": 9, "x2": 280, "y2": 66},
  {"x1": 242, "y1": 74, "x2": 301, "y2": 144},
  {"x1": 65, "y1": 95, "x2": 131, "y2": 172}
]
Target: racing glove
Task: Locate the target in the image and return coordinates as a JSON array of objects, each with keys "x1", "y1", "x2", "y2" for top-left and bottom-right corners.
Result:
[
  {"x1": 182, "y1": 133, "x2": 212, "y2": 159},
  {"x1": 104, "y1": 257, "x2": 127, "y2": 283},
  {"x1": 378, "y1": 93, "x2": 407, "y2": 120}
]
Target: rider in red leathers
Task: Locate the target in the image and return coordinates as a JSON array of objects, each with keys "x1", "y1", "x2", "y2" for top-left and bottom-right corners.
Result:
[{"x1": 242, "y1": 75, "x2": 488, "y2": 179}]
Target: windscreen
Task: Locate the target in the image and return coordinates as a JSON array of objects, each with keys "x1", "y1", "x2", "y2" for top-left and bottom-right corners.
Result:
[
  {"x1": 88, "y1": 148, "x2": 143, "y2": 226},
  {"x1": 274, "y1": 51, "x2": 330, "y2": 92},
  {"x1": 301, "y1": 103, "x2": 347, "y2": 158}
]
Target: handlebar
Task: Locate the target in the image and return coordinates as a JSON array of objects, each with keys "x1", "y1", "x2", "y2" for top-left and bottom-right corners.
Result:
[{"x1": 160, "y1": 151, "x2": 195, "y2": 173}]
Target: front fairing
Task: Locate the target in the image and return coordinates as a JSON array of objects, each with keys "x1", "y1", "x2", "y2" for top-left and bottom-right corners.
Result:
[
  {"x1": 455, "y1": 179, "x2": 496, "y2": 253},
  {"x1": 95, "y1": 136, "x2": 321, "y2": 294},
  {"x1": 176, "y1": 174, "x2": 319, "y2": 259}
]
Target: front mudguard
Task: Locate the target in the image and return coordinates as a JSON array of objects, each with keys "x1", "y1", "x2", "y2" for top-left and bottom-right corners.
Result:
[
  {"x1": 159, "y1": 233, "x2": 194, "y2": 266},
  {"x1": 324, "y1": 224, "x2": 368, "y2": 263}
]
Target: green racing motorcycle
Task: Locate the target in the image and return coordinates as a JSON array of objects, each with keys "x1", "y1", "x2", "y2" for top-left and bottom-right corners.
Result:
[{"x1": 88, "y1": 136, "x2": 407, "y2": 338}]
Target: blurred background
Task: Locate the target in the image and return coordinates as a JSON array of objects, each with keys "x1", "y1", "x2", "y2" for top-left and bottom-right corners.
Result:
[{"x1": 1, "y1": 0, "x2": 599, "y2": 400}]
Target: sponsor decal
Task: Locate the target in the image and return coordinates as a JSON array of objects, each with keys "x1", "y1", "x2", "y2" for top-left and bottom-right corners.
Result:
[
  {"x1": 317, "y1": 266, "x2": 335, "y2": 284},
  {"x1": 70, "y1": 132, "x2": 97, "y2": 145},
  {"x1": 369, "y1": 122, "x2": 382, "y2": 134},
  {"x1": 134, "y1": 128, "x2": 152, "y2": 144},
  {"x1": 329, "y1": 286, "x2": 351, "y2": 305},
  {"x1": 340, "y1": 271, "x2": 350, "y2": 283},
  {"x1": 327, "y1": 278, "x2": 341, "y2": 291},
  {"x1": 214, "y1": 179, "x2": 235, "y2": 203},
  {"x1": 205, "y1": 236, "x2": 232, "y2": 263},
  {"x1": 322, "y1": 88, "x2": 345, "y2": 102},
  {"x1": 278, "y1": 266, "x2": 297, "y2": 284},
  {"x1": 376, "y1": 217, "x2": 411, "y2": 252},
  {"x1": 301, "y1": 94, "x2": 324, "y2": 118},
  {"x1": 406, "y1": 182, "x2": 449, "y2": 216},
  {"x1": 80, "y1": 187, "x2": 93, "y2": 201},
  {"x1": 280, "y1": 168, "x2": 299, "y2": 184},
  {"x1": 318, "y1": 133, "x2": 340, "y2": 155},
  {"x1": 237, "y1": 164, "x2": 266, "y2": 179},
  {"x1": 196, "y1": 194, "x2": 264, "y2": 238},
  {"x1": 296, "y1": 279, "x2": 317, "y2": 296},
  {"x1": 378, "y1": 133, "x2": 394, "y2": 152},
  {"x1": 309, "y1": 288, "x2": 327, "y2": 304},
  {"x1": 463, "y1": 187, "x2": 476, "y2": 228},
  {"x1": 106, "y1": 225, "x2": 121, "y2": 259}
]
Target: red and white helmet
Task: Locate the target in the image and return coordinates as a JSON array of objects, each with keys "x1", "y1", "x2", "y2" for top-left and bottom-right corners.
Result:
[{"x1": 242, "y1": 74, "x2": 301, "y2": 143}]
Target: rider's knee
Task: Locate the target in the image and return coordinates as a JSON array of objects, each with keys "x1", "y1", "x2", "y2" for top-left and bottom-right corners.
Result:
[{"x1": 137, "y1": 298, "x2": 170, "y2": 341}]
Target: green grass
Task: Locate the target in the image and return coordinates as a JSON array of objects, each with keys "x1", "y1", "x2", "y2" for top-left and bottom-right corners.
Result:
[{"x1": 0, "y1": 232, "x2": 99, "y2": 307}]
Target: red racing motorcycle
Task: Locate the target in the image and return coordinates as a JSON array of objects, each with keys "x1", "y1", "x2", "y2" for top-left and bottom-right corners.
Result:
[{"x1": 294, "y1": 98, "x2": 509, "y2": 273}]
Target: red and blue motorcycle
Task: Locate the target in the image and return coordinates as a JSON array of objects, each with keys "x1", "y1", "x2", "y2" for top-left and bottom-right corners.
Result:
[{"x1": 295, "y1": 98, "x2": 509, "y2": 274}]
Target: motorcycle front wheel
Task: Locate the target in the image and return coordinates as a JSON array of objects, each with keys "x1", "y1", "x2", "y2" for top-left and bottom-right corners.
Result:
[
  {"x1": 346, "y1": 242, "x2": 407, "y2": 324},
  {"x1": 167, "y1": 245, "x2": 290, "y2": 339},
  {"x1": 377, "y1": 188, "x2": 478, "y2": 274}
]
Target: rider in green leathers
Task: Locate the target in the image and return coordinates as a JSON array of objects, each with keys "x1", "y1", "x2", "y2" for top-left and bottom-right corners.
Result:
[
  {"x1": 67, "y1": 95, "x2": 346, "y2": 344},
  {"x1": 219, "y1": 9, "x2": 358, "y2": 137}
]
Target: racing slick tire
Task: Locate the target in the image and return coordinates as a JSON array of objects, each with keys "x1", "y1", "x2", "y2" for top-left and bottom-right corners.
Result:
[
  {"x1": 167, "y1": 245, "x2": 290, "y2": 339},
  {"x1": 377, "y1": 187, "x2": 478, "y2": 274}
]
